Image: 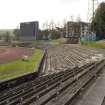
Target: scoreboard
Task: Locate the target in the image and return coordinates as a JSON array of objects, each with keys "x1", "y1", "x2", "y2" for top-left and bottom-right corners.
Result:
[{"x1": 20, "y1": 21, "x2": 39, "y2": 41}]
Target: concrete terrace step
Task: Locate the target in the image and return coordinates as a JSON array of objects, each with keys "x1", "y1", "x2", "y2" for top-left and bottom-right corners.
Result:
[{"x1": 74, "y1": 68, "x2": 105, "y2": 105}]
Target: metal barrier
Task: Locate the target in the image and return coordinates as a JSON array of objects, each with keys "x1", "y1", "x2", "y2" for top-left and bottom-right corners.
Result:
[{"x1": 37, "y1": 49, "x2": 47, "y2": 75}]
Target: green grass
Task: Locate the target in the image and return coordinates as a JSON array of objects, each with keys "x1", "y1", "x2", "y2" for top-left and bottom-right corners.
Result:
[
  {"x1": 49, "y1": 38, "x2": 67, "y2": 45},
  {"x1": 32, "y1": 40, "x2": 46, "y2": 45},
  {"x1": 0, "y1": 49, "x2": 43, "y2": 81},
  {"x1": 32, "y1": 38, "x2": 67, "y2": 45},
  {"x1": 80, "y1": 41, "x2": 105, "y2": 48}
]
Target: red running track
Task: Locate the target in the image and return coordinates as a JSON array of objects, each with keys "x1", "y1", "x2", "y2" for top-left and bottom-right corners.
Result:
[{"x1": 0, "y1": 47, "x2": 34, "y2": 64}]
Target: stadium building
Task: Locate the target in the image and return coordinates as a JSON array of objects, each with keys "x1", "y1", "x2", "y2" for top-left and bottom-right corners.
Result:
[{"x1": 20, "y1": 21, "x2": 39, "y2": 41}]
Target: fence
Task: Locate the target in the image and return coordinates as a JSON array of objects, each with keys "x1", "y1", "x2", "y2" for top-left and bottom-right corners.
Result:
[{"x1": 81, "y1": 34, "x2": 96, "y2": 41}]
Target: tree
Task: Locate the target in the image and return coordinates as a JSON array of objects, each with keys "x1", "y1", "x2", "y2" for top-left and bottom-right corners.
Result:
[
  {"x1": 39, "y1": 29, "x2": 49, "y2": 40},
  {"x1": 51, "y1": 30, "x2": 60, "y2": 39},
  {"x1": 92, "y1": 2, "x2": 105, "y2": 38},
  {"x1": 76, "y1": 15, "x2": 81, "y2": 22},
  {"x1": 13, "y1": 29, "x2": 20, "y2": 40},
  {"x1": 4, "y1": 31, "x2": 11, "y2": 42}
]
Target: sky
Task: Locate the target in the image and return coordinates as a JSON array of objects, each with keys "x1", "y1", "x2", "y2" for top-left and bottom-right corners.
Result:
[{"x1": 0, "y1": 0, "x2": 104, "y2": 29}]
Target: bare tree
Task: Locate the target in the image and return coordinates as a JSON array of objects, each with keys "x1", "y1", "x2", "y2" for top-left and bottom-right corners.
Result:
[
  {"x1": 69, "y1": 15, "x2": 74, "y2": 21},
  {"x1": 76, "y1": 15, "x2": 81, "y2": 22},
  {"x1": 49, "y1": 19, "x2": 56, "y2": 30}
]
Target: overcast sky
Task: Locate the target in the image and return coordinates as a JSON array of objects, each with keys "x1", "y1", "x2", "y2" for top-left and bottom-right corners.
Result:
[{"x1": 0, "y1": 0, "x2": 104, "y2": 29}]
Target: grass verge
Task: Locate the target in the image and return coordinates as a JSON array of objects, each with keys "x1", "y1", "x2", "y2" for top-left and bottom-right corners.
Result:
[
  {"x1": 49, "y1": 38, "x2": 67, "y2": 44},
  {"x1": 80, "y1": 41, "x2": 105, "y2": 48},
  {"x1": 32, "y1": 38, "x2": 67, "y2": 45},
  {"x1": 0, "y1": 49, "x2": 43, "y2": 81}
]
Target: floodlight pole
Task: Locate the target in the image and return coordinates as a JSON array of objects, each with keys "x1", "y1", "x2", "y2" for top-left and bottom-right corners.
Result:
[{"x1": 92, "y1": 0, "x2": 95, "y2": 19}]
